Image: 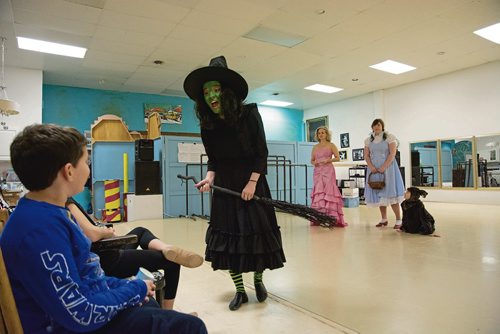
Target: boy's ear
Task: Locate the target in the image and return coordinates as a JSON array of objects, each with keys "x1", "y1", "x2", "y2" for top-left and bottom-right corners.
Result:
[{"x1": 61, "y1": 162, "x2": 73, "y2": 179}]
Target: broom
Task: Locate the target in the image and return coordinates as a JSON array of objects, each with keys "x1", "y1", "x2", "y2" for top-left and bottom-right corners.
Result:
[{"x1": 177, "y1": 174, "x2": 335, "y2": 228}]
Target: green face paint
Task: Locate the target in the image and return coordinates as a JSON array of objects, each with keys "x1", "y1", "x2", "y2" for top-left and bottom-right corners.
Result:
[{"x1": 203, "y1": 81, "x2": 222, "y2": 114}]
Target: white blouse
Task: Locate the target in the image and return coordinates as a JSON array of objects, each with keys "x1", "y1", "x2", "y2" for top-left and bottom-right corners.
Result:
[{"x1": 364, "y1": 132, "x2": 398, "y2": 147}]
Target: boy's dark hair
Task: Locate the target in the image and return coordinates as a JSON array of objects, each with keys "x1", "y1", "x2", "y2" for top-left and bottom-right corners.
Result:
[
  {"x1": 407, "y1": 187, "x2": 428, "y2": 201},
  {"x1": 194, "y1": 87, "x2": 244, "y2": 130},
  {"x1": 10, "y1": 124, "x2": 87, "y2": 191}
]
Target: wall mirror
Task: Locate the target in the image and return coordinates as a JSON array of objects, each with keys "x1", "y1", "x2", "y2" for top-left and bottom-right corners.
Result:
[
  {"x1": 440, "y1": 137, "x2": 474, "y2": 188},
  {"x1": 476, "y1": 134, "x2": 500, "y2": 188},
  {"x1": 410, "y1": 141, "x2": 438, "y2": 187}
]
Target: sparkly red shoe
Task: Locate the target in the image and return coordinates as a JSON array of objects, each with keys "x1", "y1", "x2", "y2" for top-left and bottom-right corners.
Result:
[{"x1": 375, "y1": 221, "x2": 388, "y2": 227}]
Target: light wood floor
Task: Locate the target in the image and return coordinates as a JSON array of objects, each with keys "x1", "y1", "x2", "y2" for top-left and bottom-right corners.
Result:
[{"x1": 114, "y1": 202, "x2": 500, "y2": 334}]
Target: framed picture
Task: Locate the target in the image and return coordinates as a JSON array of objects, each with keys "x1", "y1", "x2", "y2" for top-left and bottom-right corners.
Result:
[
  {"x1": 490, "y1": 149, "x2": 497, "y2": 161},
  {"x1": 352, "y1": 148, "x2": 365, "y2": 161},
  {"x1": 338, "y1": 150, "x2": 348, "y2": 161},
  {"x1": 340, "y1": 133, "x2": 350, "y2": 148},
  {"x1": 306, "y1": 116, "x2": 328, "y2": 142},
  {"x1": 144, "y1": 103, "x2": 183, "y2": 124}
]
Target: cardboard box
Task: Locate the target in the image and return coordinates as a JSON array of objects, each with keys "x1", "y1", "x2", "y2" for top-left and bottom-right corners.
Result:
[
  {"x1": 342, "y1": 188, "x2": 359, "y2": 197},
  {"x1": 2, "y1": 191, "x2": 21, "y2": 207},
  {"x1": 342, "y1": 196, "x2": 359, "y2": 208},
  {"x1": 0, "y1": 208, "x2": 9, "y2": 226},
  {"x1": 126, "y1": 194, "x2": 163, "y2": 222},
  {"x1": 343, "y1": 180, "x2": 357, "y2": 188}
]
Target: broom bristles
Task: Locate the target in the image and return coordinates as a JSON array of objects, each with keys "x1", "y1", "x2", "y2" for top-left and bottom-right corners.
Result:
[{"x1": 258, "y1": 197, "x2": 336, "y2": 228}]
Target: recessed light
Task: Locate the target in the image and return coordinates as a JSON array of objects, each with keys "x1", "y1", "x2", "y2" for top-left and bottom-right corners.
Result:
[
  {"x1": 474, "y1": 22, "x2": 500, "y2": 44},
  {"x1": 304, "y1": 84, "x2": 343, "y2": 94},
  {"x1": 244, "y1": 26, "x2": 307, "y2": 48},
  {"x1": 315, "y1": 9, "x2": 326, "y2": 15},
  {"x1": 260, "y1": 100, "x2": 293, "y2": 107},
  {"x1": 17, "y1": 37, "x2": 86, "y2": 58},
  {"x1": 369, "y1": 60, "x2": 416, "y2": 74}
]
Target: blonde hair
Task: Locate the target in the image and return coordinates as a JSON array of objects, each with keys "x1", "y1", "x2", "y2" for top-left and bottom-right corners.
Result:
[{"x1": 314, "y1": 126, "x2": 331, "y2": 142}]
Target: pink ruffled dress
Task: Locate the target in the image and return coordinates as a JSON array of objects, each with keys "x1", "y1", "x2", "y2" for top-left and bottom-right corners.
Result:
[{"x1": 310, "y1": 147, "x2": 347, "y2": 227}]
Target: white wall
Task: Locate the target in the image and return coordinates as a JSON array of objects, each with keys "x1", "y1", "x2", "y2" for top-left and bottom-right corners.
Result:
[
  {"x1": 0, "y1": 66, "x2": 42, "y2": 176},
  {"x1": 2, "y1": 66, "x2": 43, "y2": 130},
  {"x1": 304, "y1": 60, "x2": 500, "y2": 205}
]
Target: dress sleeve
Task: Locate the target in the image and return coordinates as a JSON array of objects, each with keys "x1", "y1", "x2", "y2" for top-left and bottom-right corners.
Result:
[
  {"x1": 364, "y1": 136, "x2": 371, "y2": 147},
  {"x1": 386, "y1": 133, "x2": 399, "y2": 146},
  {"x1": 15, "y1": 222, "x2": 147, "y2": 332},
  {"x1": 201, "y1": 129, "x2": 217, "y2": 172},
  {"x1": 246, "y1": 104, "x2": 268, "y2": 174}
]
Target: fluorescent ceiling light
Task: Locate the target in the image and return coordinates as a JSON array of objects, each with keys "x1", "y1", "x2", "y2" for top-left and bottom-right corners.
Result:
[
  {"x1": 260, "y1": 100, "x2": 293, "y2": 107},
  {"x1": 369, "y1": 59, "x2": 416, "y2": 74},
  {"x1": 17, "y1": 37, "x2": 87, "y2": 58},
  {"x1": 244, "y1": 26, "x2": 307, "y2": 48},
  {"x1": 304, "y1": 84, "x2": 343, "y2": 94},
  {"x1": 474, "y1": 22, "x2": 500, "y2": 44}
]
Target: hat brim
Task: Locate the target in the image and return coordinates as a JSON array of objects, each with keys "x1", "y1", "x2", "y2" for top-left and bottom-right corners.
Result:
[{"x1": 183, "y1": 66, "x2": 248, "y2": 101}]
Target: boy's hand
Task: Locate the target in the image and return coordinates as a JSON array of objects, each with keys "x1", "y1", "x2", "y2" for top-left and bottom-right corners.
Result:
[
  {"x1": 144, "y1": 279, "x2": 156, "y2": 297},
  {"x1": 139, "y1": 280, "x2": 156, "y2": 304}
]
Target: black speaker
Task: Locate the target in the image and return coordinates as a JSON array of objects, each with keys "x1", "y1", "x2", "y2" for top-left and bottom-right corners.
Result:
[
  {"x1": 399, "y1": 166, "x2": 405, "y2": 187},
  {"x1": 135, "y1": 161, "x2": 161, "y2": 195},
  {"x1": 411, "y1": 151, "x2": 420, "y2": 167},
  {"x1": 135, "y1": 139, "x2": 154, "y2": 161},
  {"x1": 395, "y1": 150, "x2": 401, "y2": 166}
]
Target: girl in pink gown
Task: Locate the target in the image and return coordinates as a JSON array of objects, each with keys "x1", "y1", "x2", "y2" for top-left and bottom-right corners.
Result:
[{"x1": 310, "y1": 126, "x2": 347, "y2": 227}]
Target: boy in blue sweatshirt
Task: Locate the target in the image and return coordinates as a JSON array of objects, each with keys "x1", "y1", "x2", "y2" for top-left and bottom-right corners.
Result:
[{"x1": 0, "y1": 124, "x2": 207, "y2": 333}]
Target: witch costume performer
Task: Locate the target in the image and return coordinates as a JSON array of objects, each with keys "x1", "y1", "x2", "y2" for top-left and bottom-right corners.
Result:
[
  {"x1": 400, "y1": 187, "x2": 436, "y2": 235},
  {"x1": 183, "y1": 56, "x2": 286, "y2": 311}
]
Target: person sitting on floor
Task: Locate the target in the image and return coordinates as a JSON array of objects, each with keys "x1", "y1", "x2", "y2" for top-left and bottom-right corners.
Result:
[
  {"x1": 400, "y1": 187, "x2": 436, "y2": 235},
  {"x1": 0, "y1": 123, "x2": 207, "y2": 333},
  {"x1": 67, "y1": 197, "x2": 203, "y2": 310}
]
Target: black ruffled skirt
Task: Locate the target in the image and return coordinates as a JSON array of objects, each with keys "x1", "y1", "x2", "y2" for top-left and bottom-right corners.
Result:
[{"x1": 205, "y1": 162, "x2": 286, "y2": 273}]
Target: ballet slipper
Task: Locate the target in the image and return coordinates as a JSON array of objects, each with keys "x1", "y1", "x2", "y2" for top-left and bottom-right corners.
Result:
[{"x1": 162, "y1": 246, "x2": 203, "y2": 268}]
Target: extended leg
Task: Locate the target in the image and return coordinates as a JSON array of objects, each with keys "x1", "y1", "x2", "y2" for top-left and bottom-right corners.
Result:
[{"x1": 127, "y1": 227, "x2": 203, "y2": 268}]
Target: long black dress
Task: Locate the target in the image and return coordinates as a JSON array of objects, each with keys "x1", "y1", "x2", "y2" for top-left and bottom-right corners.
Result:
[{"x1": 201, "y1": 103, "x2": 286, "y2": 273}]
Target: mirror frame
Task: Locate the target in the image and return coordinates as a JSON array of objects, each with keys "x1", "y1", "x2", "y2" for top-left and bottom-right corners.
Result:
[
  {"x1": 409, "y1": 140, "x2": 439, "y2": 188},
  {"x1": 409, "y1": 134, "x2": 500, "y2": 190},
  {"x1": 475, "y1": 133, "x2": 500, "y2": 189},
  {"x1": 439, "y1": 136, "x2": 475, "y2": 189}
]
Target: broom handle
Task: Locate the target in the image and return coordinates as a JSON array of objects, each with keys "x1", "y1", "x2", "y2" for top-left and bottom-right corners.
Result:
[{"x1": 177, "y1": 174, "x2": 261, "y2": 200}]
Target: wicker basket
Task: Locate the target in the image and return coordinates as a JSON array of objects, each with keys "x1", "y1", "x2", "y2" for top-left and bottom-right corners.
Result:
[{"x1": 368, "y1": 172, "x2": 385, "y2": 189}]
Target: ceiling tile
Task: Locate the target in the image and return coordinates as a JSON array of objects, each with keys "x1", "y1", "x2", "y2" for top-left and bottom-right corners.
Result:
[{"x1": 104, "y1": 0, "x2": 190, "y2": 22}]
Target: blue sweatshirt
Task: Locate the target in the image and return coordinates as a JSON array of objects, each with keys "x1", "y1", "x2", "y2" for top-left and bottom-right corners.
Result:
[{"x1": 0, "y1": 197, "x2": 148, "y2": 333}]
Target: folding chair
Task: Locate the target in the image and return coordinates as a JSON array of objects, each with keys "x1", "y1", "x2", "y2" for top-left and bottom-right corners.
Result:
[{"x1": 0, "y1": 249, "x2": 23, "y2": 334}]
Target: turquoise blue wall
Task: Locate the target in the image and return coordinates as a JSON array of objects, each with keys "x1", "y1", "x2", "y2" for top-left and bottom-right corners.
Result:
[{"x1": 42, "y1": 85, "x2": 304, "y2": 141}]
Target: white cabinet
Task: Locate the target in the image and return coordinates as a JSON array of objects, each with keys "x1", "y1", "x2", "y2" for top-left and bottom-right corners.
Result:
[
  {"x1": 125, "y1": 194, "x2": 163, "y2": 222},
  {"x1": 0, "y1": 130, "x2": 16, "y2": 160}
]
